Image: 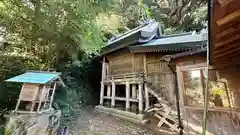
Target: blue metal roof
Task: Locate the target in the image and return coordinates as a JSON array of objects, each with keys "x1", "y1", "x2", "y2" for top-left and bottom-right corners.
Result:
[
  {"x1": 139, "y1": 34, "x2": 205, "y2": 47},
  {"x1": 5, "y1": 71, "x2": 61, "y2": 84}
]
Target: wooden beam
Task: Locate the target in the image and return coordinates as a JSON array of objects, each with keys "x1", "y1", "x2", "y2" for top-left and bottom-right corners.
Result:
[
  {"x1": 111, "y1": 81, "x2": 116, "y2": 107},
  {"x1": 31, "y1": 86, "x2": 40, "y2": 112},
  {"x1": 144, "y1": 84, "x2": 149, "y2": 111},
  {"x1": 214, "y1": 42, "x2": 239, "y2": 55},
  {"x1": 132, "y1": 53, "x2": 135, "y2": 72},
  {"x1": 49, "y1": 82, "x2": 57, "y2": 110},
  {"x1": 37, "y1": 86, "x2": 46, "y2": 112},
  {"x1": 15, "y1": 85, "x2": 25, "y2": 111},
  {"x1": 132, "y1": 84, "x2": 137, "y2": 99},
  {"x1": 143, "y1": 54, "x2": 147, "y2": 74},
  {"x1": 216, "y1": 9, "x2": 240, "y2": 26},
  {"x1": 100, "y1": 56, "x2": 106, "y2": 105},
  {"x1": 176, "y1": 66, "x2": 185, "y2": 107},
  {"x1": 213, "y1": 52, "x2": 240, "y2": 65},
  {"x1": 214, "y1": 34, "x2": 240, "y2": 48},
  {"x1": 138, "y1": 83, "x2": 143, "y2": 113},
  {"x1": 216, "y1": 53, "x2": 240, "y2": 64},
  {"x1": 43, "y1": 86, "x2": 51, "y2": 109},
  {"x1": 126, "y1": 81, "x2": 130, "y2": 111},
  {"x1": 212, "y1": 57, "x2": 240, "y2": 67},
  {"x1": 107, "y1": 85, "x2": 111, "y2": 97},
  {"x1": 218, "y1": 0, "x2": 234, "y2": 7},
  {"x1": 215, "y1": 24, "x2": 240, "y2": 39},
  {"x1": 214, "y1": 45, "x2": 240, "y2": 59}
]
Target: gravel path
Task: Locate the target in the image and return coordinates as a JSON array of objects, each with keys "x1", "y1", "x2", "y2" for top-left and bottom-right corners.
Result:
[{"x1": 61, "y1": 107, "x2": 164, "y2": 135}]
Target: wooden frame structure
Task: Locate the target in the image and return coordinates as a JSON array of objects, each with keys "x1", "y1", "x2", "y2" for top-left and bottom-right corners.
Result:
[
  {"x1": 210, "y1": 0, "x2": 240, "y2": 67},
  {"x1": 97, "y1": 20, "x2": 206, "y2": 133},
  {"x1": 15, "y1": 82, "x2": 57, "y2": 114},
  {"x1": 168, "y1": 47, "x2": 240, "y2": 134},
  {"x1": 6, "y1": 71, "x2": 65, "y2": 114},
  {"x1": 100, "y1": 56, "x2": 147, "y2": 113}
]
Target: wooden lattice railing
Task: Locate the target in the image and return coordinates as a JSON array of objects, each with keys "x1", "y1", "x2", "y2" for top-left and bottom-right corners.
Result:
[
  {"x1": 102, "y1": 59, "x2": 175, "y2": 105},
  {"x1": 103, "y1": 72, "x2": 144, "y2": 82}
]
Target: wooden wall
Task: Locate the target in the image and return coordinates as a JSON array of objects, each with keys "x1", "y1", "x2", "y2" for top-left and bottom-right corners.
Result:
[
  {"x1": 146, "y1": 53, "x2": 175, "y2": 104},
  {"x1": 216, "y1": 68, "x2": 240, "y2": 109},
  {"x1": 106, "y1": 49, "x2": 132, "y2": 75},
  {"x1": 176, "y1": 55, "x2": 240, "y2": 135},
  {"x1": 105, "y1": 51, "x2": 167, "y2": 75},
  {"x1": 133, "y1": 53, "x2": 144, "y2": 73}
]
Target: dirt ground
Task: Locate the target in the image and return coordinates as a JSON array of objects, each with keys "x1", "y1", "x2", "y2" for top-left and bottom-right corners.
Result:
[{"x1": 60, "y1": 106, "x2": 177, "y2": 135}]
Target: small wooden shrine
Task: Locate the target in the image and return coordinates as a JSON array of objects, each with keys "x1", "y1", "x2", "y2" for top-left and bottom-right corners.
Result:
[{"x1": 4, "y1": 71, "x2": 65, "y2": 135}]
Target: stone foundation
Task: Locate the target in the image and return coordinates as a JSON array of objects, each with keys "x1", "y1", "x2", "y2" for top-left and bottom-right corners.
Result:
[{"x1": 95, "y1": 105, "x2": 144, "y2": 124}]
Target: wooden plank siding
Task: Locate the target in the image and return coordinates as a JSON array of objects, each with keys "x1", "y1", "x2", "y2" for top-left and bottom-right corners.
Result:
[
  {"x1": 106, "y1": 51, "x2": 167, "y2": 76},
  {"x1": 211, "y1": 0, "x2": 240, "y2": 66}
]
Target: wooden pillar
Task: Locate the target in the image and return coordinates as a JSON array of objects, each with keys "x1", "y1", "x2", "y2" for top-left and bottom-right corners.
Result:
[
  {"x1": 131, "y1": 84, "x2": 137, "y2": 112},
  {"x1": 49, "y1": 82, "x2": 57, "y2": 110},
  {"x1": 138, "y1": 83, "x2": 143, "y2": 113},
  {"x1": 100, "y1": 83, "x2": 104, "y2": 105},
  {"x1": 31, "y1": 85, "x2": 41, "y2": 112},
  {"x1": 111, "y1": 82, "x2": 116, "y2": 107},
  {"x1": 132, "y1": 84, "x2": 137, "y2": 98},
  {"x1": 143, "y1": 54, "x2": 147, "y2": 74},
  {"x1": 132, "y1": 53, "x2": 135, "y2": 72},
  {"x1": 126, "y1": 82, "x2": 130, "y2": 111},
  {"x1": 100, "y1": 57, "x2": 106, "y2": 105},
  {"x1": 15, "y1": 85, "x2": 25, "y2": 112},
  {"x1": 144, "y1": 84, "x2": 149, "y2": 111},
  {"x1": 37, "y1": 86, "x2": 45, "y2": 112},
  {"x1": 107, "y1": 85, "x2": 111, "y2": 97}
]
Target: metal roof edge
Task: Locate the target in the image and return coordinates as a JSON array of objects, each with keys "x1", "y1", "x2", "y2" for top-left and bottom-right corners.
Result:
[
  {"x1": 160, "y1": 32, "x2": 193, "y2": 38},
  {"x1": 162, "y1": 47, "x2": 207, "y2": 60}
]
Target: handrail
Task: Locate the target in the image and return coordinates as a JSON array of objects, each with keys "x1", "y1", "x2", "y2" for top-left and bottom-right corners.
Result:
[
  {"x1": 146, "y1": 59, "x2": 166, "y2": 64},
  {"x1": 104, "y1": 72, "x2": 144, "y2": 80}
]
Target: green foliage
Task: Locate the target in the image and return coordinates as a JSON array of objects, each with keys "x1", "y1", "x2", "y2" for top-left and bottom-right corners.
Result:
[
  {"x1": 0, "y1": 0, "x2": 207, "y2": 122},
  {"x1": 53, "y1": 52, "x2": 101, "y2": 117},
  {"x1": 0, "y1": 0, "x2": 105, "y2": 121},
  {"x1": 102, "y1": 0, "x2": 207, "y2": 34},
  {"x1": 0, "y1": 126, "x2": 3, "y2": 135},
  {"x1": 0, "y1": 0, "x2": 106, "y2": 68}
]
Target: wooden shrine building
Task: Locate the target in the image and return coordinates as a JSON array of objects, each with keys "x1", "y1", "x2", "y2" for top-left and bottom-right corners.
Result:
[{"x1": 96, "y1": 20, "x2": 206, "y2": 133}]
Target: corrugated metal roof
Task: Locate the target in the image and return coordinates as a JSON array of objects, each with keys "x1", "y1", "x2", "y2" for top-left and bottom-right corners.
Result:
[
  {"x1": 139, "y1": 33, "x2": 205, "y2": 47},
  {"x1": 5, "y1": 71, "x2": 61, "y2": 84}
]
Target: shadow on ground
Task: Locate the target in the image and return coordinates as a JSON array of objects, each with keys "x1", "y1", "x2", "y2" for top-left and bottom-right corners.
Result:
[{"x1": 60, "y1": 106, "x2": 178, "y2": 135}]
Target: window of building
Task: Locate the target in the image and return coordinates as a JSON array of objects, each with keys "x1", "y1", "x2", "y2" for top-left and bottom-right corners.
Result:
[{"x1": 182, "y1": 68, "x2": 233, "y2": 109}]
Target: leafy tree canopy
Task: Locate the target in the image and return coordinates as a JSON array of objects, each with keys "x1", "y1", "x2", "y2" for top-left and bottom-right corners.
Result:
[{"x1": 0, "y1": 0, "x2": 208, "y2": 119}]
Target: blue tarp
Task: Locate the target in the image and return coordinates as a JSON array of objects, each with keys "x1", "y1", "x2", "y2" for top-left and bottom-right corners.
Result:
[{"x1": 5, "y1": 71, "x2": 61, "y2": 84}]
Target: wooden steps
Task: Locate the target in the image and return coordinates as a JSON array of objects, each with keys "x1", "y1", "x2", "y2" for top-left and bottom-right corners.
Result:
[
  {"x1": 146, "y1": 103, "x2": 181, "y2": 133},
  {"x1": 143, "y1": 78, "x2": 181, "y2": 133}
]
